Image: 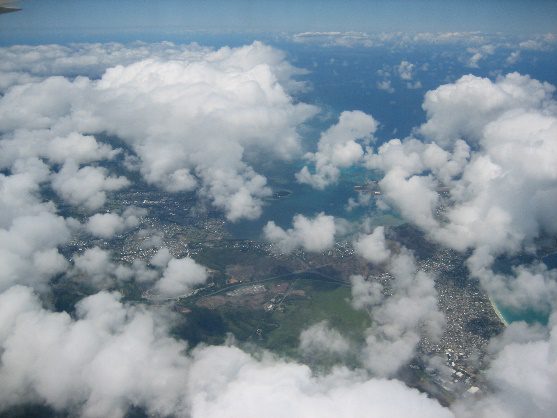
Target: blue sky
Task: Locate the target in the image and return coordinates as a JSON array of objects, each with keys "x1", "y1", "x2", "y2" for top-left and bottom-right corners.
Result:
[{"x1": 1, "y1": 0, "x2": 556, "y2": 43}]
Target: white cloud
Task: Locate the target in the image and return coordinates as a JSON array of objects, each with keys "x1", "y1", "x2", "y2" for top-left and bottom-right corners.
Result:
[
  {"x1": 51, "y1": 161, "x2": 130, "y2": 212},
  {"x1": 188, "y1": 345, "x2": 453, "y2": 418},
  {"x1": 353, "y1": 226, "x2": 392, "y2": 264},
  {"x1": 0, "y1": 286, "x2": 454, "y2": 418},
  {"x1": 297, "y1": 111, "x2": 377, "y2": 189},
  {"x1": 505, "y1": 50, "x2": 521, "y2": 65},
  {"x1": 0, "y1": 287, "x2": 192, "y2": 417},
  {"x1": 0, "y1": 42, "x2": 318, "y2": 221},
  {"x1": 71, "y1": 246, "x2": 158, "y2": 289},
  {"x1": 366, "y1": 73, "x2": 557, "y2": 260},
  {"x1": 355, "y1": 249, "x2": 444, "y2": 377},
  {"x1": 263, "y1": 213, "x2": 336, "y2": 253},
  {"x1": 85, "y1": 207, "x2": 147, "y2": 239},
  {"x1": 149, "y1": 247, "x2": 173, "y2": 268},
  {"x1": 292, "y1": 31, "x2": 375, "y2": 48},
  {"x1": 465, "y1": 44, "x2": 495, "y2": 68},
  {"x1": 419, "y1": 73, "x2": 555, "y2": 148},
  {"x1": 72, "y1": 247, "x2": 130, "y2": 288},
  {"x1": 153, "y1": 257, "x2": 208, "y2": 299},
  {"x1": 350, "y1": 274, "x2": 384, "y2": 311},
  {"x1": 361, "y1": 71, "x2": 557, "y2": 414},
  {"x1": 453, "y1": 319, "x2": 557, "y2": 418},
  {"x1": 397, "y1": 60, "x2": 415, "y2": 80},
  {"x1": 299, "y1": 321, "x2": 351, "y2": 356},
  {"x1": 377, "y1": 79, "x2": 395, "y2": 93},
  {"x1": 0, "y1": 212, "x2": 70, "y2": 292},
  {"x1": 2, "y1": 39, "x2": 557, "y2": 418},
  {"x1": 0, "y1": 130, "x2": 119, "y2": 168}
]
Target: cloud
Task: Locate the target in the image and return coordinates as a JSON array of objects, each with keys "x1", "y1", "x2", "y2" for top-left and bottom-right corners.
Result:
[
  {"x1": 0, "y1": 130, "x2": 119, "y2": 168},
  {"x1": 474, "y1": 263, "x2": 557, "y2": 316},
  {"x1": 85, "y1": 207, "x2": 147, "y2": 239},
  {"x1": 360, "y1": 71, "x2": 557, "y2": 415},
  {"x1": 397, "y1": 60, "x2": 414, "y2": 81},
  {"x1": 51, "y1": 161, "x2": 130, "y2": 212},
  {"x1": 153, "y1": 257, "x2": 208, "y2": 299},
  {"x1": 505, "y1": 50, "x2": 521, "y2": 65},
  {"x1": 0, "y1": 42, "x2": 219, "y2": 92},
  {"x1": 354, "y1": 249, "x2": 444, "y2": 377},
  {"x1": 2, "y1": 39, "x2": 556, "y2": 418},
  {"x1": 188, "y1": 345, "x2": 453, "y2": 418},
  {"x1": 419, "y1": 73, "x2": 555, "y2": 148},
  {"x1": 350, "y1": 274, "x2": 384, "y2": 311},
  {"x1": 0, "y1": 211, "x2": 70, "y2": 293},
  {"x1": 363, "y1": 73, "x2": 557, "y2": 263},
  {"x1": 71, "y1": 246, "x2": 160, "y2": 289},
  {"x1": 149, "y1": 247, "x2": 173, "y2": 268},
  {"x1": 0, "y1": 42, "x2": 318, "y2": 221},
  {"x1": 453, "y1": 319, "x2": 557, "y2": 418},
  {"x1": 0, "y1": 285, "x2": 454, "y2": 418},
  {"x1": 291, "y1": 31, "x2": 499, "y2": 49},
  {"x1": 299, "y1": 321, "x2": 351, "y2": 356},
  {"x1": 353, "y1": 226, "x2": 392, "y2": 264},
  {"x1": 292, "y1": 31, "x2": 375, "y2": 48},
  {"x1": 72, "y1": 247, "x2": 134, "y2": 288},
  {"x1": 297, "y1": 111, "x2": 377, "y2": 189},
  {"x1": 377, "y1": 79, "x2": 395, "y2": 93},
  {"x1": 465, "y1": 44, "x2": 495, "y2": 68},
  {"x1": 263, "y1": 213, "x2": 336, "y2": 253},
  {"x1": 0, "y1": 286, "x2": 192, "y2": 417}
]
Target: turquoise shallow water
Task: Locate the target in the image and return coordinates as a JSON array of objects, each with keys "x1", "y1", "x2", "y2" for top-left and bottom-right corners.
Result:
[
  {"x1": 226, "y1": 163, "x2": 402, "y2": 240},
  {"x1": 490, "y1": 252, "x2": 556, "y2": 326},
  {"x1": 498, "y1": 307, "x2": 549, "y2": 326},
  {"x1": 495, "y1": 252, "x2": 556, "y2": 326}
]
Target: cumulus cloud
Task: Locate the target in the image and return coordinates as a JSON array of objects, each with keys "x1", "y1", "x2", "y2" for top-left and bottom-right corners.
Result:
[
  {"x1": 263, "y1": 213, "x2": 336, "y2": 253},
  {"x1": 297, "y1": 111, "x2": 377, "y2": 189},
  {"x1": 149, "y1": 247, "x2": 173, "y2": 268},
  {"x1": 453, "y1": 319, "x2": 557, "y2": 418},
  {"x1": 0, "y1": 285, "x2": 454, "y2": 418},
  {"x1": 0, "y1": 130, "x2": 119, "y2": 168},
  {"x1": 377, "y1": 79, "x2": 395, "y2": 93},
  {"x1": 51, "y1": 161, "x2": 130, "y2": 212},
  {"x1": 0, "y1": 211, "x2": 70, "y2": 292},
  {"x1": 397, "y1": 60, "x2": 415, "y2": 80},
  {"x1": 354, "y1": 249, "x2": 444, "y2": 377},
  {"x1": 153, "y1": 257, "x2": 208, "y2": 299},
  {"x1": 471, "y1": 261, "x2": 557, "y2": 318},
  {"x1": 0, "y1": 42, "x2": 221, "y2": 91},
  {"x1": 72, "y1": 247, "x2": 133, "y2": 288},
  {"x1": 0, "y1": 286, "x2": 193, "y2": 417},
  {"x1": 85, "y1": 207, "x2": 147, "y2": 239},
  {"x1": 2, "y1": 38, "x2": 556, "y2": 418},
  {"x1": 292, "y1": 31, "x2": 375, "y2": 48},
  {"x1": 363, "y1": 73, "x2": 557, "y2": 264},
  {"x1": 299, "y1": 321, "x2": 351, "y2": 356},
  {"x1": 71, "y1": 246, "x2": 162, "y2": 290},
  {"x1": 353, "y1": 226, "x2": 392, "y2": 264},
  {"x1": 360, "y1": 71, "x2": 557, "y2": 414},
  {"x1": 187, "y1": 345, "x2": 453, "y2": 418},
  {"x1": 350, "y1": 274, "x2": 384, "y2": 311},
  {"x1": 291, "y1": 31, "x2": 508, "y2": 49},
  {"x1": 465, "y1": 44, "x2": 495, "y2": 68},
  {"x1": 0, "y1": 42, "x2": 318, "y2": 221},
  {"x1": 419, "y1": 73, "x2": 555, "y2": 148}
]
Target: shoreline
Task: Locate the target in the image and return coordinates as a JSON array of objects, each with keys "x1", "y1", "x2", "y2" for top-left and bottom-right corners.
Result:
[{"x1": 489, "y1": 297, "x2": 509, "y2": 327}]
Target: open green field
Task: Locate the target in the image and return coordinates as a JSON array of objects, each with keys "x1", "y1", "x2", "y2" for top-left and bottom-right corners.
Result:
[{"x1": 174, "y1": 276, "x2": 371, "y2": 362}]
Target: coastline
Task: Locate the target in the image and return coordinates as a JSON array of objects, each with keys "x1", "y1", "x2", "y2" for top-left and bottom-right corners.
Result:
[{"x1": 489, "y1": 297, "x2": 509, "y2": 327}]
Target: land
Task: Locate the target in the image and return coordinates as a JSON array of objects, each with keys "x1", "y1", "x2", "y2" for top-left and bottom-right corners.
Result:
[{"x1": 53, "y1": 177, "x2": 505, "y2": 406}]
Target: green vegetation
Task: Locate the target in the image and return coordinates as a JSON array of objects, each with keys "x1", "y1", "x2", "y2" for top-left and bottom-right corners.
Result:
[
  {"x1": 174, "y1": 276, "x2": 371, "y2": 363},
  {"x1": 263, "y1": 280, "x2": 370, "y2": 356}
]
